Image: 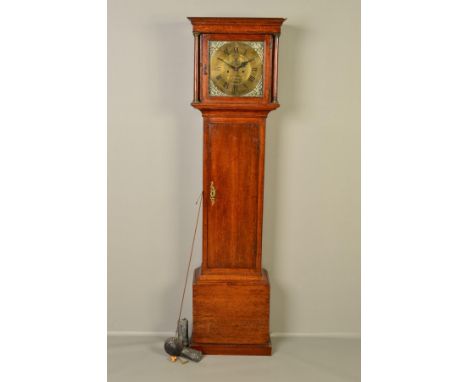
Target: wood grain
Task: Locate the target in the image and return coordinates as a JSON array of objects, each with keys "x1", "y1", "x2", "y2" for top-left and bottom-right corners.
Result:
[
  {"x1": 192, "y1": 267, "x2": 271, "y2": 354},
  {"x1": 206, "y1": 121, "x2": 259, "y2": 269},
  {"x1": 189, "y1": 17, "x2": 285, "y2": 356},
  {"x1": 191, "y1": 342, "x2": 272, "y2": 356},
  {"x1": 192, "y1": 32, "x2": 200, "y2": 103},
  {"x1": 188, "y1": 17, "x2": 285, "y2": 34}
]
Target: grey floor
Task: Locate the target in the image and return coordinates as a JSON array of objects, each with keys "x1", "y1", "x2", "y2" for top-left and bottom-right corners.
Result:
[{"x1": 108, "y1": 335, "x2": 360, "y2": 382}]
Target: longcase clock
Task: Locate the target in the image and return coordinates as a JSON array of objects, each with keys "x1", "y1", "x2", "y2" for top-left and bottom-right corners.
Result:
[{"x1": 188, "y1": 17, "x2": 285, "y2": 356}]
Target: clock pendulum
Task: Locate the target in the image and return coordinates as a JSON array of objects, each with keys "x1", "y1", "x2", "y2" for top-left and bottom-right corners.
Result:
[
  {"x1": 164, "y1": 193, "x2": 204, "y2": 363},
  {"x1": 188, "y1": 17, "x2": 285, "y2": 356}
]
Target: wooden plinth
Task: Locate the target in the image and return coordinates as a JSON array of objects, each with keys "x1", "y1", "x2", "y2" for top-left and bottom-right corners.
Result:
[
  {"x1": 191, "y1": 340, "x2": 272, "y2": 356},
  {"x1": 191, "y1": 267, "x2": 271, "y2": 356}
]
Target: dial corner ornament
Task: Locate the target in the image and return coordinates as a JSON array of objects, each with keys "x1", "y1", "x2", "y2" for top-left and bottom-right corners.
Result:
[{"x1": 209, "y1": 41, "x2": 264, "y2": 97}]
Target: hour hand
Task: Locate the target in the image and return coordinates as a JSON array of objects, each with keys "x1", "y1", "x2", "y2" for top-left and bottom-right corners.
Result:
[{"x1": 217, "y1": 58, "x2": 236, "y2": 70}]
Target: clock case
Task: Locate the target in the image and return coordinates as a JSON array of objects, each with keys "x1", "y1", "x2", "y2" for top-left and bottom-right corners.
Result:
[{"x1": 188, "y1": 17, "x2": 285, "y2": 356}]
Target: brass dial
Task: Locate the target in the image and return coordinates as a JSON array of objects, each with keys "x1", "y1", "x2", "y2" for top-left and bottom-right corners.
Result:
[{"x1": 210, "y1": 41, "x2": 263, "y2": 97}]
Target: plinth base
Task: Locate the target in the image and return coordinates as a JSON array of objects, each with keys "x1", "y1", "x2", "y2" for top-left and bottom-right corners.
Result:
[
  {"x1": 191, "y1": 267, "x2": 271, "y2": 356},
  {"x1": 191, "y1": 339, "x2": 272, "y2": 356}
]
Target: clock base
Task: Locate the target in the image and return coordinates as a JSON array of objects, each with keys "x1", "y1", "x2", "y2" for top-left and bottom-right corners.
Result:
[
  {"x1": 191, "y1": 267, "x2": 271, "y2": 356},
  {"x1": 191, "y1": 339, "x2": 272, "y2": 356}
]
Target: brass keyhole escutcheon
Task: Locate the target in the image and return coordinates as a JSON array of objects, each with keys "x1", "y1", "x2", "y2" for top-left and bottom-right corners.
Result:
[{"x1": 210, "y1": 181, "x2": 216, "y2": 205}]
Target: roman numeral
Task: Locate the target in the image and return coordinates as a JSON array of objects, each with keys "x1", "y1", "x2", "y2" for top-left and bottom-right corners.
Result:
[
  {"x1": 252, "y1": 67, "x2": 258, "y2": 72},
  {"x1": 216, "y1": 75, "x2": 222, "y2": 81},
  {"x1": 249, "y1": 75, "x2": 255, "y2": 82},
  {"x1": 223, "y1": 81, "x2": 228, "y2": 89},
  {"x1": 232, "y1": 85, "x2": 238, "y2": 93},
  {"x1": 223, "y1": 48, "x2": 229, "y2": 55},
  {"x1": 233, "y1": 47, "x2": 239, "y2": 54}
]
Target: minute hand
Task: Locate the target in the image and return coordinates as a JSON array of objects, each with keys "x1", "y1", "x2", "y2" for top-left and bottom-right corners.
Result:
[
  {"x1": 238, "y1": 58, "x2": 256, "y2": 69},
  {"x1": 217, "y1": 58, "x2": 236, "y2": 70}
]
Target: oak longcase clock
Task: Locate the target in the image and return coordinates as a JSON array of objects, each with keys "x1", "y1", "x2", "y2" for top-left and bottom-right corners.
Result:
[{"x1": 188, "y1": 17, "x2": 285, "y2": 356}]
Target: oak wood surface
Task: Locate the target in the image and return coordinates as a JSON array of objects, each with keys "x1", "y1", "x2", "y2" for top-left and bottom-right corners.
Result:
[
  {"x1": 206, "y1": 121, "x2": 259, "y2": 269},
  {"x1": 192, "y1": 267, "x2": 271, "y2": 354},
  {"x1": 191, "y1": 342, "x2": 272, "y2": 356},
  {"x1": 188, "y1": 17, "x2": 285, "y2": 34},
  {"x1": 192, "y1": 32, "x2": 200, "y2": 103},
  {"x1": 272, "y1": 33, "x2": 280, "y2": 103},
  {"x1": 189, "y1": 17, "x2": 284, "y2": 356}
]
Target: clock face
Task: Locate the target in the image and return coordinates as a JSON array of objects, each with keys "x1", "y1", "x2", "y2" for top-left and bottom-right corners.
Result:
[{"x1": 209, "y1": 41, "x2": 264, "y2": 97}]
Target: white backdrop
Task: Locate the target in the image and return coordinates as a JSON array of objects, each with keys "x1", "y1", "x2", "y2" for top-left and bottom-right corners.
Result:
[{"x1": 108, "y1": 0, "x2": 360, "y2": 335}]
